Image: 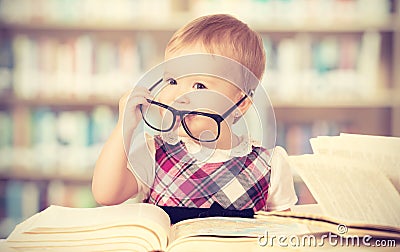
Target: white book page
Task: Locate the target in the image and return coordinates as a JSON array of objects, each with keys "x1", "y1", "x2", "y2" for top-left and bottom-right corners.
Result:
[
  {"x1": 8, "y1": 225, "x2": 159, "y2": 246},
  {"x1": 339, "y1": 133, "x2": 400, "y2": 191},
  {"x1": 29, "y1": 203, "x2": 169, "y2": 231},
  {"x1": 309, "y1": 136, "x2": 331, "y2": 155},
  {"x1": 339, "y1": 133, "x2": 400, "y2": 156},
  {"x1": 6, "y1": 236, "x2": 154, "y2": 250},
  {"x1": 292, "y1": 204, "x2": 322, "y2": 215},
  {"x1": 289, "y1": 155, "x2": 400, "y2": 227},
  {"x1": 7, "y1": 203, "x2": 170, "y2": 250},
  {"x1": 310, "y1": 134, "x2": 400, "y2": 192}
]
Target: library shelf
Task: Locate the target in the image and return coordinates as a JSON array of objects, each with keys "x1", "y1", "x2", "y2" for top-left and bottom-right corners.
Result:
[
  {"x1": 0, "y1": 95, "x2": 396, "y2": 109},
  {"x1": 0, "y1": 17, "x2": 398, "y2": 33},
  {"x1": 0, "y1": 170, "x2": 92, "y2": 184},
  {"x1": 0, "y1": 0, "x2": 399, "y2": 239},
  {"x1": 270, "y1": 94, "x2": 396, "y2": 108},
  {"x1": 0, "y1": 96, "x2": 118, "y2": 108}
]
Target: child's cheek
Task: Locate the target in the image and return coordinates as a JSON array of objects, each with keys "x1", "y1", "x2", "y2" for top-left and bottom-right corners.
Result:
[{"x1": 156, "y1": 91, "x2": 172, "y2": 105}]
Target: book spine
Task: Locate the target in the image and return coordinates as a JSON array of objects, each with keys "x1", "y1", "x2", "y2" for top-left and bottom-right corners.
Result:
[
  {"x1": 4, "y1": 181, "x2": 23, "y2": 236},
  {"x1": 262, "y1": 31, "x2": 383, "y2": 102},
  {"x1": 8, "y1": 34, "x2": 152, "y2": 100},
  {"x1": 0, "y1": 111, "x2": 13, "y2": 172},
  {"x1": 0, "y1": 179, "x2": 97, "y2": 238},
  {"x1": 7, "y1": 106, "x2": 115, "y2": 175},
  {"x1": 0, "y1": 35, "x2": 14, "y2": 96},
  {"x1": 0, "y1": 0, "x2": 392, "y2": 25}
]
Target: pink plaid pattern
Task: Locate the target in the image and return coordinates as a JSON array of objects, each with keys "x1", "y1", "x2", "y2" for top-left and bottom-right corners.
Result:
[{"x1": 145, "y1": 136, "x2": 271, "y2": 211}]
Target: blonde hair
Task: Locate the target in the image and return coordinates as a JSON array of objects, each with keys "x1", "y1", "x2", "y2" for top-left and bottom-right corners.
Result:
[{"x1": 166, "y1": 14, "x2": 266, "y2": 80}]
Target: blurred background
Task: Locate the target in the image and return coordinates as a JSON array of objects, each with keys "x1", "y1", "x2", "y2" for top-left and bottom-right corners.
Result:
[{"x1": 0, "y1": 0, "x2": 399, "y2": 238}]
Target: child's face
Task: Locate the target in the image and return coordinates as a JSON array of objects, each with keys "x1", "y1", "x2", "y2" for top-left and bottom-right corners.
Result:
[{"x1": 156, "y1": 44, "x2": 246, "y2": 143}]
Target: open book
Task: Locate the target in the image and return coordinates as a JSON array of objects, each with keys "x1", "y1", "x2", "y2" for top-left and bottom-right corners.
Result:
[
  {"x1": 4, "y1": 203, "x2": 311, "y2": 252},
  {"x1": 4, "y1": 133, "x2": 400, "y2": 251},
  {"x1": 277, "y1": 133, "x2": 400, "y2": 239}
]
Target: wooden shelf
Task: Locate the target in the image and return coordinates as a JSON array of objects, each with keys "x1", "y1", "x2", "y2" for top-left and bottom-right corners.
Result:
[
  {"x1": 0, "y1": 169, "x2": 92, "y2": 184},
  {"x1": 0, "y1": 96, "x2": 118, "y2": 108},
  {"x1": 270, "y1": 95, "x2": 395, "y2": 108},
  {"x1": 0, "y1": 95, "x2": 395, "y2": 109},
  {"x1": 251, "y1": 20, "x2": 398, "y2": 33},
  {"x1": 1, "y1": 17, "x2": 397, "y2": 33},
  {"x1": 0, "y1": 20, "x2": 187, "y2": 32}
]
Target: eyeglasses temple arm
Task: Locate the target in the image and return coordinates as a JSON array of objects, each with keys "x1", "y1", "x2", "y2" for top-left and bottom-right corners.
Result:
[
  {"x1": 148, "y1": 78, "x2": 163, "y2": 92},
  {"x1": 221, "y1": 95, "x2": 248, "y2": 119}
]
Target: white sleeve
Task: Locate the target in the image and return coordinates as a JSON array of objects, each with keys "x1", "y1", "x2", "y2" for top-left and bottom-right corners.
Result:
[
  {"x1": 266, "y1": 146, "x2": 298, "y2": 211},
  {"x1": 126, "y1": 133, "x2": 154, "y2": 199}
]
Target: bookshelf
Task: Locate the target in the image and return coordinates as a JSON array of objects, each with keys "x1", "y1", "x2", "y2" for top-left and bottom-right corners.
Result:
[{"x1": 0, "y1": 0, "x2": 399, "y2": 238}]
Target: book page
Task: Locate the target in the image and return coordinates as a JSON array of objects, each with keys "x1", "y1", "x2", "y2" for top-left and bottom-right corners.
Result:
[
  {"x1": 6, "y1": 203, "x2": 170, "y2": 250},
  {"x1": 3, "y1": 241, "x2": 153, "y2": 252},
  {"x1": 167, "y1": 236, "x2": 266, "y2": 252},
  {"x1": 25, "y1": 203, "x2": 169, "y2": 232},
  {"x1": 255, "y1": 211, "x2": 400, "y2": 238},
  {"x1": 309, "y1": 136, "x2": 332, "y2": 155},
  {"x1": 339, "y1": 133, "x2": 400, "y2": 157},
  {"x1": 338, "y1": 133, "x2": 400, "y2": 191},
  {"x1": 7, "y1": 225, "x2": 159, "y2": 250},
  {"x1": 6, "y1": 236, "x2": 154, "y2": 251},
  {"x1": 292, "y1": 204, "x2": 323, "y2": 215},
  {"x1": 310, "y1": 134, "x2": 400, "y2": 192},
  {"x1": 289, "y1": 155, "x2": 400, "y2": 227},
  {"x1": 169, "y1": 216, "x2": 310, "y2": 242}
]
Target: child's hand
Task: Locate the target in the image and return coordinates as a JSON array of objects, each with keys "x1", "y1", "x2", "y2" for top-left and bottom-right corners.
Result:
[{"x1": 118, "y1": 87, "x2": 152, "y2": 131}]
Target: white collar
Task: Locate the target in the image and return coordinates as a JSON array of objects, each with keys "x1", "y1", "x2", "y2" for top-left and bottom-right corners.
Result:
[{"x1": 181, "y1": 135, "x2": 260, "y2": 163}]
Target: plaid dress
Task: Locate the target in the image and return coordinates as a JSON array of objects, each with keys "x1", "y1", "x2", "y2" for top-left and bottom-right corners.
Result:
[{"x1": 145, "y1": 136, "x2": 271, "y2": 211}]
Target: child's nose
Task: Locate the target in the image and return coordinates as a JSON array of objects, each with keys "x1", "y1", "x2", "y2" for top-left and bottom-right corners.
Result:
[{"x1": 174, "y1": 94, "x2": 190, "y2": 104}]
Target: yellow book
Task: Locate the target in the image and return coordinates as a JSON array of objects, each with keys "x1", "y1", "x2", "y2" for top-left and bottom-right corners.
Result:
[
  {"x1": 4, "y1": 202, "x2": 400, "y2": 252},
  {"x1": 4, "y1": 203, "x2": 310, "y2": 252},
  {"x1": 4, "y1": 133, "x2": 400, "y2": 251}
]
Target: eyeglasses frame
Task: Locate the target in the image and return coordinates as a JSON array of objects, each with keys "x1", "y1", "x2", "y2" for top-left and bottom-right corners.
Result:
[{"x1": 139, "y1": 78, "x2": 248, "y2": 142}]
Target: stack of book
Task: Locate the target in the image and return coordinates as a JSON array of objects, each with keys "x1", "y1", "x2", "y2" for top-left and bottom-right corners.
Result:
[{"x1": 2, "y1": 133, "x2": 400, "y2": 251}]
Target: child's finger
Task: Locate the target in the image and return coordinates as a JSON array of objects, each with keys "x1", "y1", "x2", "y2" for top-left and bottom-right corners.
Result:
[
  {"x1": 130, "y1": 88, "x2": 153, "y2": 100},
  {"x1": 132, "y1": 86, "x2": 151, "y2": 96},
  {"x1": 131, "y1": 92, "x2": 153, "y2": 100},
  {"x1": 129, "y1": 96, "x2": 151, "y2": 107}
]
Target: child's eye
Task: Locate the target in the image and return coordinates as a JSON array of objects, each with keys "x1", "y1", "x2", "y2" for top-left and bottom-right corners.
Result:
[
  {"x1": 166, "y1": 78, "x2": 177, "y2": 85},
  {"x1": 193, "y1": 82, "x2": 207, "y2": 89}
]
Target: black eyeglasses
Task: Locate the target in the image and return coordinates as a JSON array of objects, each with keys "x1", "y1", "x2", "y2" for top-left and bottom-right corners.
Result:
[{"x1": 139, "y1": 78, "x2": 248, "y2": 142}]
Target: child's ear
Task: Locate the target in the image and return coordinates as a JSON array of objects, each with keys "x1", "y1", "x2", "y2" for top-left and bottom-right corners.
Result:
[
  {"x1": 232, "y1": 96, "x2": 251, "y2": 124},
  {"x1": 237, "y1": 95, "x2": 252, "y2": 114}
]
